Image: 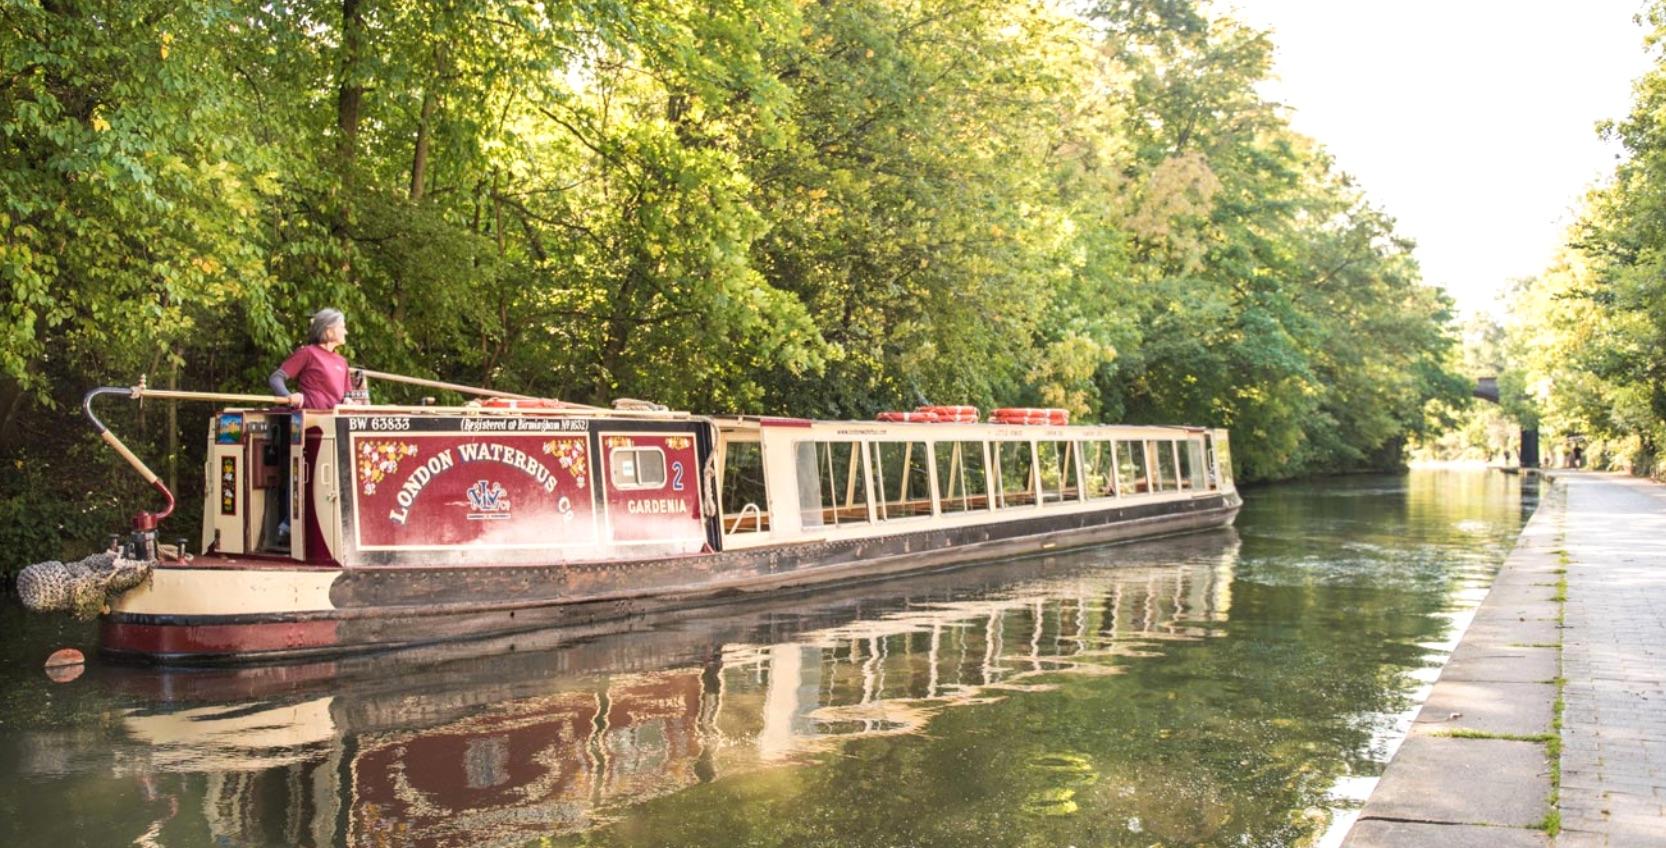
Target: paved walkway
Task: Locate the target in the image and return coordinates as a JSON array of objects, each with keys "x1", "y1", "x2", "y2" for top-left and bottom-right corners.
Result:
[
  {"x1": 1557, "y1": 473, "x2": 1666, "y2": 846},
  {"x1": 1343, "y1": 471, "x2": 1666, "y2": 847}
]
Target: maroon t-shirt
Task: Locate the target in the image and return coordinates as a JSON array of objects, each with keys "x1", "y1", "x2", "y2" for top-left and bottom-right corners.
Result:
[{"x1": 279, "y1": 345, "x2": 351, "y2": 410}]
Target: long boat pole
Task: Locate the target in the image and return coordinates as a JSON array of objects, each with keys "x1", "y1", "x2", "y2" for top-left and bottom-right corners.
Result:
[
  {"x1": 356, "y1": 368, "x2": 550, "y2": 402},
  {"x1": 126, "y1": 387, "x2": 295, "y2": 405}
]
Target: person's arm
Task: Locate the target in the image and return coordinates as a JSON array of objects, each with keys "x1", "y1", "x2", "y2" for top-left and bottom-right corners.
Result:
[
  {"x1": 271, "y1": 354, "x2": 307, "y2": 407},
  {"x1": 269, "y1": 369, "x2": 304, "y2": 407}
]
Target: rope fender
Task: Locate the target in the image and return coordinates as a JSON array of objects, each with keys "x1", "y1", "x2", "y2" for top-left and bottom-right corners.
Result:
[{"x1": 16, "y1": 551, "x2": 154, "y2": 620}]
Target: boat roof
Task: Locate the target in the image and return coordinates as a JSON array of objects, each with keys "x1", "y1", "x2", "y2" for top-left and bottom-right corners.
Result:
[
  {"x1": 220, "y1": 403, "x2": 698, "y2": 422},
  {"x1": 217, "y1": 405, "x2": 1214, "y2": 435},
  {"x1": 712, "y1": 415, "x2": 1211, "y2": 436}
]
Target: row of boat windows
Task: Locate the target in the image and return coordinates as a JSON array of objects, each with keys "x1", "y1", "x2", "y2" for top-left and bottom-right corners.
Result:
[{"x1": 719, "y1": 437, "x2": 1219, "y2": 535}]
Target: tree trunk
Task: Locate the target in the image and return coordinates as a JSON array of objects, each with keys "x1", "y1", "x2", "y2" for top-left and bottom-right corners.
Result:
[
  {"x1": 0, "y1": 375, "x2": 26, "y2": 457},
  {"x1": 332, "y1": 0, "x2": 367, "y2": 283},
  {"x1": 336, "y1": 0, "x2": 366, "y2": 167},
  {"x1": 409, "y1": 86, "x2": 436, "y2": 201},
  {"x1": 492, "y1": 170, "x2": 505, "y2": 255},
  {"x1": 409, "y1": 44, "x2": 447, "y2": 202},
  {"x1": 594, "y1": 270, "x2": 639, "y2": 404}
]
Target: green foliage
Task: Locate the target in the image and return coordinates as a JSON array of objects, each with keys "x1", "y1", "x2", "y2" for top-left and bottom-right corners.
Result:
[
  {"x1": 0, "y1": 0, "x2": 1463, "y2": 571},
  {"x1": 1496, "y1": 2, "x2": 1666, "y2": 474}
]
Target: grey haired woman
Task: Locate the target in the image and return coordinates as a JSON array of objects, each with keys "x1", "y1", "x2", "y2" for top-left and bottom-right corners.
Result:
[{"x1": 269, "y1": 308, "x2": 351, "y2": 410}]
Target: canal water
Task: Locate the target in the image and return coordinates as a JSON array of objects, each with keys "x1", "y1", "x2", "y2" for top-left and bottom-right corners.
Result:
[{"x1": 0, "y1": 470, "x2": 1534, "y2": 848}]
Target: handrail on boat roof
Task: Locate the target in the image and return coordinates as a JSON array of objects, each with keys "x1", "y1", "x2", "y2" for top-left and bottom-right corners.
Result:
[
  {"x1": 797, "y1": 418, "x2": 1209, "y2": 432},
  {"x1": 348, "y1": 401, "x2": 693, "y2": 418},
  {"x1": 246, "y1": 403, "x2": 698, "y2": 421}
]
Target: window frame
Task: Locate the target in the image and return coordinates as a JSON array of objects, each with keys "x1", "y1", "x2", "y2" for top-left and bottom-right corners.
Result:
[
  {"x1": 870, "y1": 439, "x2": 934, "y2": 521},
  {"x1": 609, "y1": 446, "x2": 669, "y2": 491},
  {"x1": 934, "y1": 440, "x2": 993, "y2": 515},
  {"x1": 1116, "y1": 438, "x2": 1150, "y2": 494},
  {"x1": 1079, "y1": 438, "x2": 1118, "y2": 499},
  {"x1": 718, "y1": 437, "x2": 770, "y2": 536},
  {"x1": 794, "y1": 438, "x2": 875, "y2": 528},
  {"x1": 1036, "y1": 440, "x2": 1080, "y2": 504},
  {"x1": 993, "y1": 439, "x2": 1040, "y2": 510}
]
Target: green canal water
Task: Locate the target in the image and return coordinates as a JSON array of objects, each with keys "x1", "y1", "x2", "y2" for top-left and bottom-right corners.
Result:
[{"x1": 0, "y1": 470, "x2": 1534, "y2": 848}]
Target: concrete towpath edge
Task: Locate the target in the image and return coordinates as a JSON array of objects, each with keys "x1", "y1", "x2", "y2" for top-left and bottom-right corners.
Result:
[{"x1": 1339, "y1": 474, "x2": 1563, "y2": 848}]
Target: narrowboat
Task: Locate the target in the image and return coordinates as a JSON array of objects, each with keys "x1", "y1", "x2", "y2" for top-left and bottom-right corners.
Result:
[{"x1": 61, "y1": 373, "x2": 1239, "y2": 663}]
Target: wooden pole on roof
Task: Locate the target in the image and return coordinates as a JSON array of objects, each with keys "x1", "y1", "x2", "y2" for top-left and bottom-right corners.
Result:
[
  {"x1": 355, "y1": 368, "x2": 539, "y2": 401},
  {"x1": 355, "y1": 368, "x2": 608, "y2": 410}
]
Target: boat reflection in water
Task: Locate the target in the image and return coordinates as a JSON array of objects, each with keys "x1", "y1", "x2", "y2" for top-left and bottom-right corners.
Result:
[{"x1": 31, "y1": 530, "x2": 1239, "y2": 847}]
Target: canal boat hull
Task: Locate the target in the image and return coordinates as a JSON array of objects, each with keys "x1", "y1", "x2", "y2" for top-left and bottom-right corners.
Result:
[{"x1": 101, "y1": 491, "x2": 1239, "y2": 663}]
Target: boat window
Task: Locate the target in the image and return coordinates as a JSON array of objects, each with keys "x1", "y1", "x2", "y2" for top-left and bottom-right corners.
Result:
[
  {"x1": 1183, "y1": 439, "x2": 1207, "y2": 490},
  {"x1": 795, "y1": 443, "x2": 825, "y2": 527},
  {"x1": 1116, "y1": 439, "x2": 1149, "y2": 493},
  {"x1": 609, "y1": 448, "x2": 667, "y2": 490},
  {"x1": 1214, "y1": 434, "x2": 1234, "y2": 486},
  {"x1": 1175, "y1": 439, "x2": 1193, "y2": 490},
  {"x1": 1080, "y1": 439, "x2": 1117, "y2": 498},
  {"x1": 1037, "y1": 441, "x2": 1079, "y2": 503},
  {"x1": 993, "y1": 441, "x2": 1037, "y2": 509},
  {"x1": 935, "y1": 441, "x2": 990, "y2": 514},
  {"x1": 720, "y1": 441, "x2": 769, "y2": 534},
  {"x1": 871, "y1": 441, "x2": 932, "y2": 520},
  {"x1": 1203, "y1": 434, "x2": 1220, "y2": 489},
  {"x1": 1153, "y1": 440, "x2": 1180, "y2": 492},
  {"x1": 798, "y1": 440, "x2": 871, "y2": 527}
]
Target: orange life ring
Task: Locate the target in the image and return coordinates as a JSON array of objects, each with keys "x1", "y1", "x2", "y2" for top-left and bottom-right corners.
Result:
[
  {"x1": 877, "y1": 411, "x2": 940, "y2": 422},
  {"x1": 916, "y1": 405, "x2": 980, "y2": 422},
  {"x1": 990, "y1": 407, "x2": 1069, "y2": 426},
  {"x1": 482, "y1": 397, "x2": 567, "y2": 409}
]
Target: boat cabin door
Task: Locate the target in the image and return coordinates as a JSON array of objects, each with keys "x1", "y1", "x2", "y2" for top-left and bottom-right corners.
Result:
[
  {"x1": 203, "y1": 410, "x2": 307, "y2": 558},
  {"x1": 251, "y1": 411, "x2": 306, "y2": 556},
  {"x1": 597, "y1": 428, "x2": 709, "y2": 556}
]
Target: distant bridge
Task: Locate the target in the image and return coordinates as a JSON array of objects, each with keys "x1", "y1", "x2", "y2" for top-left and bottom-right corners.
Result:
[
  {"x1": 1474, "y1": 376, "x2": 1499, "y2": 404},
  {"x1": 1472, "y1": 375, "x2": 1537, "y2": 467}
]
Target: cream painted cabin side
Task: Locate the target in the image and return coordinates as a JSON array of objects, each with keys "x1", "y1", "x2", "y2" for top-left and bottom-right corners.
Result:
[{"x1": 714, "y1": 419, "x2": 1234, "y2": 551}]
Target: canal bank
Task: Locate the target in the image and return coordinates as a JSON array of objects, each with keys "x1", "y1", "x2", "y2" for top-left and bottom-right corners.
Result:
[{"x1": 1342, "y1": 471, "x2": 1666, "y2": 847}]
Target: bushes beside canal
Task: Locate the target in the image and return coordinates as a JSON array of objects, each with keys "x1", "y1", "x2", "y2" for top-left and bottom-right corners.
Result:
[{"x1": 0, "y1": 0, "x2": 1465, "y2": 572}]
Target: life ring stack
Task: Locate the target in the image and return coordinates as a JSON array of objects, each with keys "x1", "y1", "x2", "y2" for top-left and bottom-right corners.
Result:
[
  {"x1": 989, "y1": 407, "x2": 1069, "y2": 426},
  {"x1": 873, "y1": 406, "x2": 1067, "y2": 425},
  {"x1": 916, "y1": 405, "x2": 980, "y2": 423},
  {"x1": 874, "y1": 405, "x2": 983, "y2": 423},
  {"x1": 479, "y1": 397, "x2": 569, "y2": 410}
]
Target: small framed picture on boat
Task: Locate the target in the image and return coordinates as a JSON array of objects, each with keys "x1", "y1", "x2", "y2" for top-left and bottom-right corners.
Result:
[{"x1": 215, "y1": 413, "x2": 243, "y2": 445}]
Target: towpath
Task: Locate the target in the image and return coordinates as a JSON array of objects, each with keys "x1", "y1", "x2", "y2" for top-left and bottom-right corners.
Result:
[{"x1": 1342, "y1": 471, "x2": 1666, "y2": 847}]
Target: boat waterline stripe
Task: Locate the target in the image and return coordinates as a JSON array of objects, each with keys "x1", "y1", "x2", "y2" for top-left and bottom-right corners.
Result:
[{"x1": 101, "y1": 618, "x2": 340, "y2": 656}]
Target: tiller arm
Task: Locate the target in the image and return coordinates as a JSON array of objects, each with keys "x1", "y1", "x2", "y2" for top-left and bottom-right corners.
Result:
[{"x1": 83, "y1": 382, "x2": 290, "y2": 533}]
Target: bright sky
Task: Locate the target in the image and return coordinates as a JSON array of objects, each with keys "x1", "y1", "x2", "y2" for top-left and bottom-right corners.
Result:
[{"x1": 1227, "y1": 0, "x2": 1656, "y2": 317}]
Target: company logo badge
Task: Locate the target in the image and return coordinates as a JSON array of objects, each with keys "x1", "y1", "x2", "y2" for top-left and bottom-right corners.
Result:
[{"x1": 465, "y1": 480, "x2": 512, "y2": 521}]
